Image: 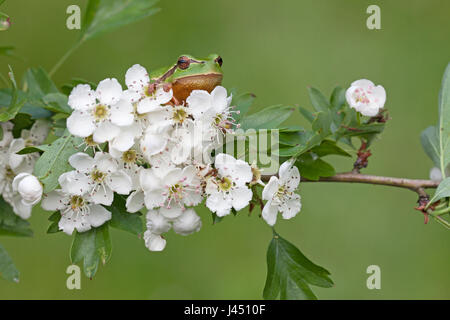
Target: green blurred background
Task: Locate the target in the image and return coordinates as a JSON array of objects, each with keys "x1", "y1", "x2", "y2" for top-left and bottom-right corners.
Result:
[{"x1": 0, "y1": 0, "x2": 449, "y2": 299}]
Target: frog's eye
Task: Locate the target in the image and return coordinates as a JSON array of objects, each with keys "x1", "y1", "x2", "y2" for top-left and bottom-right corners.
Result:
[
  {"x1": 177, "y1": 56, "x2": 191, "y2": 70},
  {"x1": 215, "y1": 56, "x2": 223, "y2": 67}
]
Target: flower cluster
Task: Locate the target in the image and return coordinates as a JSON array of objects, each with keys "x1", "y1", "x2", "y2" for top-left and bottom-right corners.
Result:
[
  {"x1": 3, "y1": 64, "x2": 303, "y2": 252},
  {"x1": 0, "y1": 120, "x2": 49, "y2": 219}
]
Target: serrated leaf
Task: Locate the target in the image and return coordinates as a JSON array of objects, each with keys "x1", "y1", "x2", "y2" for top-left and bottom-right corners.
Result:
[
  {"x1": 298, "y1": 106, "x2": 314, "y2": 123},
  {"x1": 33, "y1": 131, "x2": 83, "y2": 192},
  {"x1": 420, "y1": 126, "x2": 440, "y2": 168},
  {"x1": 0, "y1": 244, "x2": 19, "y2": 283},
  {"x1": 330, "y1": 86, "x2": 346, "y2": 110},
  {"x1": 0, "y1": 66, "x2": 26, "y2": 122},
  {"x1": 296, "y1": 154, "x2": 335, "y2": 180},
  {"x1": 70, "y1": 224, "x2": 112, "y2": 278},
  {"x1": 0, "y1": 197, "x2": 33, "y2": 237},
  {"x1": 24, "y1": 67, "x2": 59, "y2": 100},
  {"x1": 108, "y1": 195, "x2": 143, "y2": 235},
  {"x1": 240, "y1": 105, "x2": 295, "y2": 130},
  {"x1": 311, "y1": 111, "x2": 332, "y2": 137},
  {"x1": 0, "y1": 89, "x2": 52, "y2": 119},
  {"x1": 231, "y1": 92, "x2": 255, "y2": 122},
  {"x1": 311, "y1": 140, "x2": 351, "y2": 157},
  {"x1": 428, "y1": 177, "x2": 450, "y2": 207},
  {"x1": 263, "y1": 232, "x2": 333, "y2": 300},
  {"x1": 308, "y1": 87, "x2": 330, "y2": 112},
  {"x1": 80, "y1": 0, "x2": 160, "y2": 41},
  {"x1": 437, "y1": 63, "x2": 450, "y2": 176},
  {"x1": 42, "y1": 93, "x2": 71, "y2": 114}
]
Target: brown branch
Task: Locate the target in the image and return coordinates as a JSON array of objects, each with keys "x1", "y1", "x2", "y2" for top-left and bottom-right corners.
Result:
[{"x1": 262, "y1": 172, "x2": 439, "y2": 197}]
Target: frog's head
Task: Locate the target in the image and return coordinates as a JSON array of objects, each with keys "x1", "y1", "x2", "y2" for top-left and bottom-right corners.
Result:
[{"x1": 152, "y1": 54, "x2": 224, "y2": 102}]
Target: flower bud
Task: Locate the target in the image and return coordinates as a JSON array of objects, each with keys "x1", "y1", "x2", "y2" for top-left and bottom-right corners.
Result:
[
  {"x1": 429, "y1": 167, "x2": 443, "y2": 182},
  {"x1": 173, "y1": 209, "x2": 202, "y2": 236},
  {"x1": 144, "y1": 231, "x2": 166, "y2": 252},
  {"x1": 13, "y1": 173, "x2": 43, "y2": 206}
]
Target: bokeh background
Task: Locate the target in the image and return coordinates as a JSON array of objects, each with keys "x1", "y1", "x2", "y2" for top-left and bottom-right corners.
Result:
[{"x1": 0, "y1": 0, "x2": 449, "y2": 299}]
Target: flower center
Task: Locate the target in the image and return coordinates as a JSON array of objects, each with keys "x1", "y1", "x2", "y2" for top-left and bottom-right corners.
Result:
[
  {"x1": 169, "y1": 183, "x2": 183, "y2": 199},
  {"x1": 218, "y1": 177, "x2": 232, "y2": 191},
  {"x1": 172, "y1": 106, "x2": 188, "y2": 124},
  {"x1": 91, "y1": 169, "x2": 106, "y2": 183},
  {"x1": 353, "y1": 89, "x2": 370, "y2": 104},
  {"x1": 84, "y1": 135, "x2": 98, "y2": 147},
  {"x1": 93, "y1": 105, "x2": 109, "y2": 121},
  {"x1": 70, "y1": 195, "x2": 85, "y2": 210},
  {"x1": 5, "y1": 167, "x2": 15, "y2": 180},
  {"x1": 122, "y1": 150, "x2": 137, "y2": 164}
]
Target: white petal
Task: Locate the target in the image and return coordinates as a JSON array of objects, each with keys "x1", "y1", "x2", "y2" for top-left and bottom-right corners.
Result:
[
  {"x1": 143, "y1": 189, "x2": 165, "y2": 209},
  {"x1": 159, "y1": 205, "x2": 184, "y2": 219},
  {"x1": 351, "y1": 79, "x2": 375, "y2": 88},
  {"x1": 96, "y1": 78, "x2": 122, "y2": 106},
  {"x1": 91, "y1": 185, "x2": 114, "y2": 206},
  {"x1": 211, "y1": 86, "x2": 228, "y2": 113},
  {"x1": 29, "y1": 120, "x2": 50, "y2": 145},
  {"x1": 110, "y1": 99, "x2": 134, "y2": 126},
  {"x1": 206, "y1": 191, "x2": 232, "y2": 217},
  {"x1": 146, "y1": 210, "x2": 171, "y2": 234},
  {"x1": 144, "y1": 231, "x2": 166, "y2": 251},
  {"x1": 262, "y1": 176, "x2": 279, "y2": 201},
  {"x1": 280, "y1": 164, "x2": 300, "y2": 192},
  {"x1": 231, "y1": 186, "x2": 252, "y2": 211},
  {"x1": 137, "y1": 97, "x2": 162, "y2": 114},
  {"x1": 93, "y1": 121, "x2": 120, "y2": 143},
  {"x1": 108, "y1": 170, "x2": 132, "y2": 195},
  {"x1": 125, "y1": 64, "x2": 149, "y2": 92},
  {"x1": 87, "y1": 204, "x2": 112, "y2": 228},
  {"x1": 126, "y1": 190, "x2": 145, "y2": 213},
  {"x1": 186, "y1": 90, "x2": 212, "y2": 119},
  {"x1": 67, "y1": 110, "x2": 95, "y2": 138},
  {"x1": 68, "y1": 84, "x2": 95, "y2": 111},
  {"x1": 139, "y1": 168, "x2": 162, "y2": 191},
  {"x1": 262, "y1": 201, "x2": 279, "y2": 226},
  {"x1": 155, "y1": 87, "x2": 173, "y2": 105},
  {"x1": 69, "y1": 152, "x2": 94, "y2": 172},
  {"x1": 94, "y1": 152, "x2": 118, "y2": 173},
  {"x1": 110, "y1": 130, "x2": 136, "y2": 152},
  {"x1": 280, "y1": 194, "x2": 302, "y2": 220},
  {"x1": 41, "y1": 191, "x2": 66, "y2": 211},
  {"x1": 59, "y1": 171, "x2": 91, "y2": 195},
  {"x1": 173, "y1": 208, "x2": 202, "y2": 236},
  {"x1": 140, "y1": 131, "x2": 168, "y2": 157}
]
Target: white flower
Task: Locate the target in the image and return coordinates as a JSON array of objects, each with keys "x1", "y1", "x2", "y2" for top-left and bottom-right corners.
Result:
[
  {"x1": 66, "y1": 152, "x2": 133, "y2": 206},
  {"x1": 66, "y1": 79, "x2": 134, "y2": 143},
  {"x1": 125, "y1": 64, "x2": 173, "y2": 115},
  {"x1": 205, "y1": 153, "x2": 253, "y2": 217},
  {"x1": 12, "y1": 173, "x2": 43, "y2": 206},
  {"x1": 172, "y1": 208, "x2": 202, "y2": 236},
  {"x1": 186, "y1": 86, "x2": 236, "y2": 140},
  {"x1": 41, "y1": 190, "x2": 111, "y2": 235},
  {"x1": 262, "y1": 160, "x2": 301, "y2": 226},
  {"x1": 143, "y1": 231, "x2": 166, "y2": 251},
  {"x1": 346, "y1": 79, "x2": 386, "y2": 117},
  {"x1": 139, "y1": 165, "x2": 202, "y2": 219}
]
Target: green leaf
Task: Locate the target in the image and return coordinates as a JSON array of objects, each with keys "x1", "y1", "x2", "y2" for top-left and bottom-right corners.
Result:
[
  {"x1": 311, "y1": 111, "x2": 332, "y2": 137},
  {"x1": 211, "y1": 213, "x2": 223, "y2": 224},
  {"x1": 17, "y1": 145, "x2": 48, "y2": 155},
  {"x1": 428, "y1": 177, "x2": 450, "y2": 206},
  {"x1": 296, "y1": 154, "x2": 335, "y2": 180},
  {"x1": 24, "y1": 67, "x2": 59, "y2": 100},
  {"x1": 41, "y1": 93, "x2": 71, "y2": 114},
  {"x1": 11, "y1": 113, "x2": 33, "y2": 137},
  {"x1": 0, "y1": 197, "x2": 33, "y2": 237},
  {"x1": 0, "y1": 244, "x2": 19, "y2": 283},
  {"x1": 108, "y1": 195, "x2": 143, "y2": 235},
  {"x1": 0, "y1": 66, "x2": 26, "y2": 122},
  {"x1": 308, "y1": 87, "x2": 330, "y2": 112},
  {"x1": 263, "y1": 231, "x2": 333, "y2": 300},
  {"x1": 311, "y1": 140, "x2": 351, "y2": 157},
  {"x1": 61, "y1": 78, "x2": 97, "y2": 96},
  {"x1": 33, "y1": 131, "x2": 83, "y2": 193},
  {"x1": 438, "y1": 63, "x2": 450, "y2": 176},
  {"x1": 330, "y1": 86, "x2": 346, "y2": 110},
  {"x1": 46, "y1": 221, "x2": 61, "y2": 234},
  {"x1": 240, "y1": 105, "x2": 295, "y2": 130},
  {"x1": 70, "y1": 224, "x2": 112, "y2": 278},
  {"x1": 80, "y1": 0, "x2": 160, "y2": 42},
  {"x1": 0, "y1": 89, "x2": 52, "y2": 119},
  {"x1": 421, "y1": 126, "x2": 440, "y2": 168},
  {"x1": 298, "y1": 106, "x2": 314, "y2": 123},
  {"x1": 231, "y1": 92, "x2": 255, "y2": 122}
]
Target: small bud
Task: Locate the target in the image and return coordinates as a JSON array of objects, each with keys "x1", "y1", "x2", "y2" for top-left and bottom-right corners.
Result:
[
  {"x1": 0, "y1": 13, "x2": 11, "y2": 31},
  {"x1": 13, "y1": 173, "x2": 43, "y2": 206}
]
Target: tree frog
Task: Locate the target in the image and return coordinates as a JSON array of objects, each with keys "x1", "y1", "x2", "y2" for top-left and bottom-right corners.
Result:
[{"x1": 150, "y1": 54, "x2": 223, "y2": 103}]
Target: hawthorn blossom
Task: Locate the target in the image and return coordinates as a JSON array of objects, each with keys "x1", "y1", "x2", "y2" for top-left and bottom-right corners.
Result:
[
  {"x1": 262, "y1": 160, "x2": 301, "y2": 226},
  {"x1": 346, "y1": 79, "x2": 386, "y2": 117},
  {"x1": 0, "y1": 122, "x2": 13, "y2": 148},
  {"x1": 66, "y1": 79, "x2": 134, "y2": 143},
  {"x1": 139, "y1": 165, "x2": 202, "y2": 219},
  {"x1": 205, "y1": 153, "x2": 253, "y2": 217},
  {"x1": 125, "y1": 64, "x2": 173, "y2": 115},
  {"x1": 66, "y1": 152, "x2": 133, "y2": 206},
  {"x1": 41, "y1": 185, "x2": 111, "y2": 235},
  {"x1": 186, "y1": 86, "x2": 236, "y2": 141}
]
